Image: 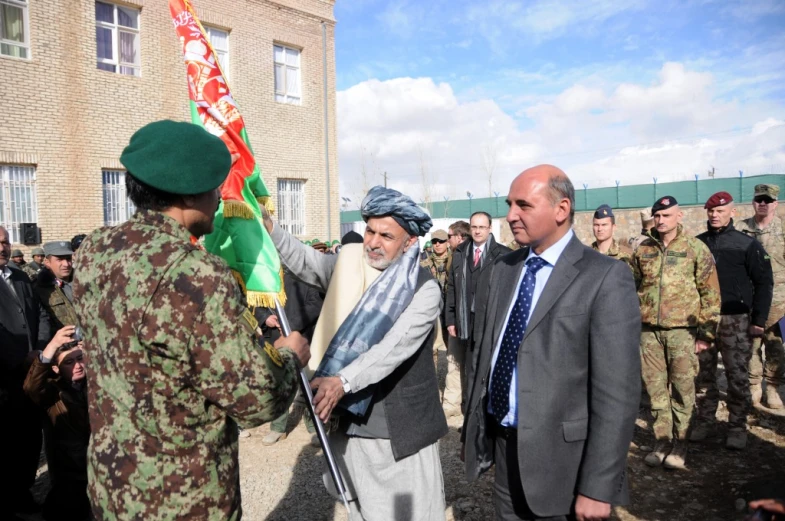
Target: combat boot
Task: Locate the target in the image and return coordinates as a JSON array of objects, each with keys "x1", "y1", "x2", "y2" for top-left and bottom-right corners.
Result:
[
  {"x1": 725, "y1": 429, "x2": 747, "y2": 450},
  {"x1": 689, "y1": 422, "x2": 712, "y2": 442},
  {"x1": 644, "y1": 439, "x2": 671, "y2": 467},
  {"x1": 765, "y1": 385, "x2": 783, "y2": 409},
  {"x1": 663, "y1": 440, "x2": 687, "y2": 469},
  {"x1": 262, "y1": 430, "x2": 287, "y2": 446},
  {"x1": 750, "y1": 384, "x2": 762, "y2": 406}
]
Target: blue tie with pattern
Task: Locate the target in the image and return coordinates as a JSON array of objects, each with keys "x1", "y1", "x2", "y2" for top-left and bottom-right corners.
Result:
[{"x1": 490, "y1": 256, "x2": 548, "y2": 424}]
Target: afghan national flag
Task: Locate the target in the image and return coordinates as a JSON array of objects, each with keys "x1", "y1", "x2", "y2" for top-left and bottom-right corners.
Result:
[{"x1": 169, "y1": 0, "x2": 284, "y2": 308}]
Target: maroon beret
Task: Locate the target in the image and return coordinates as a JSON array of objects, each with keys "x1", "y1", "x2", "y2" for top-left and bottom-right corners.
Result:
[{"x1": 704, "y1": 191, "x2": 733, "y2": 209}]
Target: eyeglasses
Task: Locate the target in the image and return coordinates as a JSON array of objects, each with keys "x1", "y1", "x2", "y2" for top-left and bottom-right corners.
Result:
[
  {"x1": 470, "y1": 226, "x2": 490, "y2": 230},
  {"x1": 753, "y1": 197, "x2": 776, "y2": 205},
  {"x1": 431, "y1": 239, "x2": 447, "y2": 244}
]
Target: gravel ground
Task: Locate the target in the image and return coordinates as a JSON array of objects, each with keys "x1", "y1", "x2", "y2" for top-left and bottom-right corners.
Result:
[{"x1": 26, "y1": 357, "x2": 785, "y2": 521}]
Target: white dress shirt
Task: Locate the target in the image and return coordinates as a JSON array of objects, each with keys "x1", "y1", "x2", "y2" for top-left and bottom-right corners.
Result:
[
  {"x1": 488, "y1": 229, "x2": 574, "y2": 427},
  {"x1": 2, "y1": 265, "x2": 17, "y2": 298}
]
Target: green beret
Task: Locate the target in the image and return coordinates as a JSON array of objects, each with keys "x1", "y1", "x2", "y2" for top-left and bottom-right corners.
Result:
[{"x1": 120, "y1": 120, "x2": 231, "y2": 195}]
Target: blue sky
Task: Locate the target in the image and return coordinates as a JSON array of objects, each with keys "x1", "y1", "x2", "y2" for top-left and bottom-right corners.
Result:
[{"x1": 332, "y1": 0, "x2": 785, "y2": 202}]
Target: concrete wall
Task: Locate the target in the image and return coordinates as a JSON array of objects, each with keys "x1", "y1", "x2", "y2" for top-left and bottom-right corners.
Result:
[{"x1": 0, "y1": 0, "x2": 339, "y2": 253}]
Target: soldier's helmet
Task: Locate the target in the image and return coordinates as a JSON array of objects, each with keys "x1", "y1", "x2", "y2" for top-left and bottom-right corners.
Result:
[{"x1": 71, "y1": 234, "x2": 87, "y2": 251}]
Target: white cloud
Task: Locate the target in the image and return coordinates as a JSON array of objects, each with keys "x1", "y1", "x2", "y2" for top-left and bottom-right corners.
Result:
[{"x1": 337, "y1": 64, "x2": 785, "y2": 206}]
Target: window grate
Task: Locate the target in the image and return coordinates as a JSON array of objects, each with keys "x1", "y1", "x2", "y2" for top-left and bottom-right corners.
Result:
[
  {"x1": 102, "y1": 169, "x2": 135, "y2": 226},
  {"x1": 277, "y1": 179, "x2": 305, "y2": 236},
  {"x1": 0, "y1": 164, "x2": 37, "y2": 244}
]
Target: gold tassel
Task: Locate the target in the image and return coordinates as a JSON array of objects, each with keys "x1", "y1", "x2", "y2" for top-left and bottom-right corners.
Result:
[
  {"x1": 256, "y1": 196, "x2": 276, "y2": 216},
  {"x1": 223, "y1": 200, "x2": 255, "y2": 219},
  {"x1": 232, "y1": 268, "x2": 287, "y2": 309}
]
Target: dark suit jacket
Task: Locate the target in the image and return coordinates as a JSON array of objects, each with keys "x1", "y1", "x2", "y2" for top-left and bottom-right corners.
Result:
[
  {"x1": 0, "y1": 266, "x2": 51, "y2": 405},
  {"x1": 254, "y1": 268, "x2": 324, "y2": 343},
  {"x1": 463, "y1": 234, "x2": 641, "y2": 517},
  {"x1": 445, "y1": 234, "x2": 511, "y2": 340}
]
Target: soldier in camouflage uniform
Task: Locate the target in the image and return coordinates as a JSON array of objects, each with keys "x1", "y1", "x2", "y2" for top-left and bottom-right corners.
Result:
[
  {"x1": 36, "y1": 241, "x2": 80, "y2": 332},
  {"x1": 72, "y1": 120, "x2": 309, "y2": 521},
  {"x1": 632, "y1": 196, "x2": 721, "y2": 470},
  {"x1": 694, "y1": 192, "x2": 773, "y2": 449},
  {"x1": 421, "y1": 229, "x2": 452, "y2": 374},
  {"x1": 11, "y1": 248, "x2": 38, "y2": 280},
  {"x1": 736, "y1": 184, "x2": 785, "y2": 409},
  {"x1": 590, "y1": 204, "x2": 633, "y2": 270}
]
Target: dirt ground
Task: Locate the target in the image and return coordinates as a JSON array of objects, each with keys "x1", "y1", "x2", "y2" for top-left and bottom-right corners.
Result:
[{"x1": 26, "y1": 359, "x2": 785, "y2": 521}]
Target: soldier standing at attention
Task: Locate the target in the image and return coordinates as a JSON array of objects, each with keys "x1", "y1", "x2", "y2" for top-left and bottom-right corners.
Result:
[
  {"x1": 28, "y1": 247, "x2": 45, "y2": 272},
  {"x1": 72, "y1": 120, "x2": 309, "y2": 520},
  {"x1": 693, "y1": 192, "x2": 772, "y2": 449},
  {"x1": 736, "y1": 184, "x2": 785, "y2": 409},
  {"x1": 632, "y1": 196, "x2": 720, "y2": 470},
  {"x1": 590, "y1": 204, "x2": 633, "y2": 269}
]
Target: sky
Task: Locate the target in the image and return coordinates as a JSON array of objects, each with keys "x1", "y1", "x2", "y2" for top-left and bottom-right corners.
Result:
[{"x1": 332, "y1": 0, "x2": 785, "y2": 207}]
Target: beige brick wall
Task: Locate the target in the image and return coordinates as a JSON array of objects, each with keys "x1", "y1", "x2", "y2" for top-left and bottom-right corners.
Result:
[
  {"x1": 0, "y1": 0, "x2": 339, "y2": 254},
  {"x1": 496, "y1": 204, "x2": 785, "y2": 248}
]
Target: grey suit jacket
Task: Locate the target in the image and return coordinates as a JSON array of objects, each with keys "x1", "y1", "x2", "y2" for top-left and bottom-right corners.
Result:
[{"x1": 463, "y1": 234, "x2": 641, "y2": 517}]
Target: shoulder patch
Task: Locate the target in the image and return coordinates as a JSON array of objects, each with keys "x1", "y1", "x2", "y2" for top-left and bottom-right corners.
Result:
[
  {"x1": 241, "y1": 308, "x2": 258, "y2": 335},
  {"x1": 264, "y1": 341, "x2": 284, "y2": 368}
]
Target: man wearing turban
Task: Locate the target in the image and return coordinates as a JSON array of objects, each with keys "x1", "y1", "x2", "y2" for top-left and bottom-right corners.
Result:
[{"x1": 264, "y1": 185, "x2": 448, "y2": 521}]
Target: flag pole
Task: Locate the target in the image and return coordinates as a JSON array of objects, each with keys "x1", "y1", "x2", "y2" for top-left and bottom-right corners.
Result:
[{"x1": 274, "y1": 298, "x2": 352, "y2": 513}]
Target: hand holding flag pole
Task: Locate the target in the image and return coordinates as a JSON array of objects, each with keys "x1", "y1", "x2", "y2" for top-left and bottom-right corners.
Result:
[{"x1": 274, "y1": 298, "x2": 352, "y2": 513}]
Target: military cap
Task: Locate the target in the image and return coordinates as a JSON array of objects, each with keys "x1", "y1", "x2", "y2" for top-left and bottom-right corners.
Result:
[
  {"x1": 31, "y1": 247, "x2": 45, "y2": 256},
  {"x1": 704, "y1": 191, "x2": 733, "y2": 209},
  {"x1": 11, "y1": 249, "x2": 23, "y2": 257},
  {"x1": 425, "y1": 241, "x2": 432, "y2": 248},
  {"x1": 43, "y1": 241, "x2": 74, "y2": 256},
  {"x1": 430, "y1": 229, "x2": 448, "y2": 241},
  {"x1": 652, "y1": 195, "x2": 678, "y2": 215},
  {"x1": 640, "y1": 208, "x2": 654, "y2": 225},
  {"x1": 593, "y1": 204, "x2": 614, "y2": 219},
  {"x1": 120, "y1": 120, "x2": 232, "y2": 195},
  {"x1": 754, "y1": 184, "x2": 780, "y2": 199}
]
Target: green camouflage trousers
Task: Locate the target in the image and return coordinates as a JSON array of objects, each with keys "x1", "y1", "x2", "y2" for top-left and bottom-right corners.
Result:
[
  {"x1": 749, "y1": 327, "x2": 785, "y2": 388},
  {"x1": 641, "y1": 326, "x2": 699, "y2": 441},
  {"x1": 696, "y1": 314, "x2": 753, "y2": 429}
]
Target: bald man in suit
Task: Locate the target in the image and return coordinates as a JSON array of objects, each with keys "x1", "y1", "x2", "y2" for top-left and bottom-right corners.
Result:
[{"x1": 462, "y1": 166, "x2": 641, "y2": 521}]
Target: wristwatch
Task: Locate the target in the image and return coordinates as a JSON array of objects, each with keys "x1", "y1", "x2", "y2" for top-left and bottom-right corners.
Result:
[{"x1": 338, "y1": 374, "x2": 351, "y2": 394}]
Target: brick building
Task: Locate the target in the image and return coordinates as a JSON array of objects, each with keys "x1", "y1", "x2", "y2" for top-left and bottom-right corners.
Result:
[{"x1": 0, "y1": 0, "x2": 339, "y2": 252}]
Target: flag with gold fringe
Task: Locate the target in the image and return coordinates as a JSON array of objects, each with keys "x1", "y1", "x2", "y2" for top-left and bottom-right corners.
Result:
[{"x1": 169, "y1": 0, "x2": 284, "y2": 308}]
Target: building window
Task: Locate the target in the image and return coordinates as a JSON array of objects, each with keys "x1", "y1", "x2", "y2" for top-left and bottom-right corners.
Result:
[
  {"x1": 277, "y1": 179, "x2": 305, "y2": 235},
  {"x1": 102, "y1": 170, "x2": 136, "y2": 226},
  {"x1": 95, "y1": 1, "x2": 140, "y2": 76},
  {"x1": 0, "y1": 165, "x2": 37, "y2": 244},
  {"x1": 0, "y1": 0, "x2": 30, "y2": 59},
  {"x1": 205, "y1": 26, "x2": 229, "y2": 79},
  {"x1": 274, "y1": 44, "x2": 301, "y2": 105}
]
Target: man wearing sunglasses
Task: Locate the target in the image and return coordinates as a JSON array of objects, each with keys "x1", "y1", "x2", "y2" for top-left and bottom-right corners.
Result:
[{"x1": 736, "y1": 184, "x2": 785, "y2": 409}]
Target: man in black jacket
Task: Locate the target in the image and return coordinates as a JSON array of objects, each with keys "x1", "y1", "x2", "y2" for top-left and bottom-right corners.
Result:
[
  {"x1": 445, "y1": 212, "x2": 511, "y2": 414},
  {"x1": 694, "y1": 192, "x2": 773, "y2": 450},
  {"x1": 0, "y1": 226, "x2": 51, "y2": 518}
]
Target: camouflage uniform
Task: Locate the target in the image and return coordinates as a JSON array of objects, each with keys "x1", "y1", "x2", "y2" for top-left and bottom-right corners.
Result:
[
  {"x1": 35, "y1": 270, "x2": 80, "y2": 331},
  {"x1": 737, "y1": 215, "x2": 785, "y2": 388},
  {"x1": 20, "y1": 262, "x2": 38, "y2": 281},
  {"x1": 591, "y1": 238, "x2": 634, "y2": 271},
  {"x1": 420, "y1": 251, "x2": 452, "y2": 298},
  {"x1": 632, "y1": 225, "x2": 721, "y2": 440},
  {"x1": 628, "y1": 230, "x2": 653, "y2": 252},
  {"x1": 73, "y1": 210, "x2": 299, "y2": 520},
  {"x1": 696, "y1": 314, "x2": 753, "y2": 429}
]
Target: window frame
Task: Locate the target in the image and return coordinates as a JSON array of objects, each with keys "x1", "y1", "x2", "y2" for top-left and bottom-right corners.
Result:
[
  {"x1": 101, "y1": 169, "x2": 136, "y2": 226},
  {"x1": 273, "y1": 43, "x2": 302, "y2": 105},
  {"x1": 204, "y1": 25, "x2": 229, "y2": 81},
  {"x1": 0, "y1": 164, "x2": 38, "y2": 244},
  {"x1": 277, "y1": 179, "x2": 306, "y2": 236},
  {"x1": 95, "y1": 1, "x2": 141, "y2": 77},
  {"x1": 0, "y1": 0, "x2": 31, "y2": 59}
]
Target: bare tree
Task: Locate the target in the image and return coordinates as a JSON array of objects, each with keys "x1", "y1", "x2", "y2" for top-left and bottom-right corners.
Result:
[{"x1": 481, "y1": 143, "x2": 498, "y2": 198}]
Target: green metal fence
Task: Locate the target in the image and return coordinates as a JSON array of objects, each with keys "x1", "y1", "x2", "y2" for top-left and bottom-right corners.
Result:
[{"x1": 340, "y1": 174, "x2": 785, "y2": 223}]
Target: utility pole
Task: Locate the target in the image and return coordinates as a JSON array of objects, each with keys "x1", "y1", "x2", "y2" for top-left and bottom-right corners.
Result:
[{"x1": 383, "y1": 171, "x2": 388, "y2": 188}]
